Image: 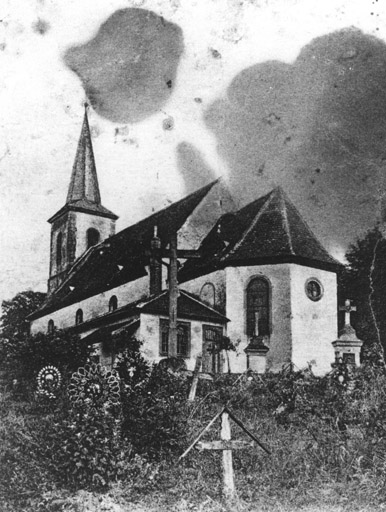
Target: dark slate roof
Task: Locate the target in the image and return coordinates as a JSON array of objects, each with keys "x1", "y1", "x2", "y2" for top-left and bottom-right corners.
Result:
[
  {"x1": 179, "y1": 187, "x2": 342, "y2": 281},
  {"x1": 29, "y1": 179, "x2": 218, "y2": 320},
  {"x1": 59, "y1": 290, "x2": 226, "y2": 344},
  {"x1": 48, "y1": 107, "x2": 118, "y2": 223}
]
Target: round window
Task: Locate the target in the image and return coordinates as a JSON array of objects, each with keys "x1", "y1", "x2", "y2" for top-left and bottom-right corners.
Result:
[{"x1": 305, "y1": 278, "x2": 323, "y2": 302}]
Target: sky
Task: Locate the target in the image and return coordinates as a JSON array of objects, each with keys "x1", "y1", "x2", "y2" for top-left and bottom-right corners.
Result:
[{"x1": 0, "y1": 0, "x2": 385, "y2": 304}]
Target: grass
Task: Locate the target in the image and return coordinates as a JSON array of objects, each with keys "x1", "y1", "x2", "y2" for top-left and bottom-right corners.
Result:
[{"x1": 2, "y1": 365, "x2": 386, "y2": 511}]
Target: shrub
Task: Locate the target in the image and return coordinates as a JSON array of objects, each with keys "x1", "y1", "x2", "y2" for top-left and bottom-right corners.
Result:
[
  {"x1": 3, "y1": 328, "x2": 91, "y2": 399},
  {"x1": 121, "y1": 365, "x2": 191, "y2": 459},
  {"x1": 47, "y1": 407, "x2": 130, "y2": 490}
]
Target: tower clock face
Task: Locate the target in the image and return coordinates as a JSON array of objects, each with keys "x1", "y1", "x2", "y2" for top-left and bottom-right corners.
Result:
[{"x1": 305, "y1": 278, "x2": 323, "y2": 302}]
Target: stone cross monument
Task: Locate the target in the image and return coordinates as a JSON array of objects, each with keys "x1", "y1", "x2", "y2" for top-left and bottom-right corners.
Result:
[{"x1": 332, "y1": 299, "x2": 363, "y2": 366}]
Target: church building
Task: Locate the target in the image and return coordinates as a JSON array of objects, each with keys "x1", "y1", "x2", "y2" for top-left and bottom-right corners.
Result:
[{"x1": 28, "y1": 108, "x2": 342, "y2": 375}]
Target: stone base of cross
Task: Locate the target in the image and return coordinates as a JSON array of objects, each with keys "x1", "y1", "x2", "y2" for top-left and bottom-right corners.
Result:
[{"x1": 333, "y1": 299, "x2": 362, "y2": 367}]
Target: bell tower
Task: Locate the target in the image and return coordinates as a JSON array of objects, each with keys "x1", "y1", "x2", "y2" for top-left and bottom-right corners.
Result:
[{"x1": 47, "y1": 105, "x2": 118, "y2": 294}]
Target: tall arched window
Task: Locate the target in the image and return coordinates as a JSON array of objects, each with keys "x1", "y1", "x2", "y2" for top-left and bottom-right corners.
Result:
[
  {"x1": 56, "y1": 232, "x2": 63, "y2": 268},
  {"x1": 200, "y1": 283, "x2": 216, "y2": 308},
  {"x1": 87, "y1": 228, "x2": 100, "y2": 249},
  {"x1": 246, "y1": 277, "x2": 270, "y2": 337},
  {"x1": 109, "y1": 295, "x2": 118, "y2": 312},
  {"x1": 75, "y1": 308, "x2": 83, "y2": 325},
  {"x1": 47, "y1": 319, "x2": 55, "y2": 334}
]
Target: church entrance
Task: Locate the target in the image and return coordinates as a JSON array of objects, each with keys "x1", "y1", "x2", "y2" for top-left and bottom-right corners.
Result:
[{"x1": 202, "y1": 325, "x2": 223, "y2": 373}]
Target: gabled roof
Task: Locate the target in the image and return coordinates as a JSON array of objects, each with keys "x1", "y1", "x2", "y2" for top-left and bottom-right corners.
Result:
[
  {"x1": 179, "y1": 187, "x2": 342, "y2": 281},
  {"x1": 29, "y1": 179, "x2": 219, "y2": 320},
  {"x1": 48, "y1": 106, "x2": 118, "y2": 223},
  {"x1": 63, "y1": 290, "x2": 227, "y2": 345},
  {"x1": 138, "y1": 290, "x2": 228, "y2": 323}
]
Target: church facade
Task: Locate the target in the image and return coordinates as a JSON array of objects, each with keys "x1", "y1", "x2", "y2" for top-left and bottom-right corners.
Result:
[{"x1": 28, "y1": 108, "x2": 342, "y2": 375}]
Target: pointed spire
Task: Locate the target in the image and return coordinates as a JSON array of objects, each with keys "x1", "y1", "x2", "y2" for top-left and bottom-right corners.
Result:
[{"x1": 66, "y1": 103, "x2": 101, "y2": 205}]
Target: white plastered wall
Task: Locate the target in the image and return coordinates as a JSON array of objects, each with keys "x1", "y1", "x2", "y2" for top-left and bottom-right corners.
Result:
[
  {"x1": 138, "y1": 313, "x2": 225, "y2": 371},
  {"x1": 180, "y1": 269, "x2": 226, "y2": 311},
  {"x1": 289, "y1": 264, "x2": 337, "y2": 375},
  {"x1": 73, "y1": 211, "x2": 116, "y2": 260},
  {"x1": 225, "y1": 264, "x2": 293, "y2": 373},
  {"x1": 30, "y1": 275, "x2": 149, "y2": 334}
]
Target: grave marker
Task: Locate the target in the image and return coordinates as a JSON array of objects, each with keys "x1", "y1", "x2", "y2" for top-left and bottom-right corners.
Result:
[{"x1": 180, "y1": 406, "x2": 270, "y2": 497}]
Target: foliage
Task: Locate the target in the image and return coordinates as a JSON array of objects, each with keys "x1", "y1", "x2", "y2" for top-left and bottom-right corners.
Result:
[
  {"x1": 4, "y1": 359, "x2": 386, "y2": 510},
  {"x1": 3, "y1": 328, "x2": 91, "y2": 399},
  {"x1": 0, "y1": 290, "x2": 46, "y2": 381},
  {"x1": 121, "y1": 365, "x2": 191, "y2": 459},
  {"x1": 340, "y1": 226, "x2": 386, "y2": 361},
  {"x1": 47, "y1": 407, "x2": 130, "y2": 490},
  {"x1": 0, "y1": 290, "x2": 46, "y2": 341}
]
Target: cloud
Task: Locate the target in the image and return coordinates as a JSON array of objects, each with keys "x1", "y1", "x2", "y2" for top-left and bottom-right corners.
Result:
[
  {"x1": 64, "y1": 8, "x2": 184, "y2": 123},
  {"x1": 205, "y1": 28, "x2": 386, "y2": 252}
]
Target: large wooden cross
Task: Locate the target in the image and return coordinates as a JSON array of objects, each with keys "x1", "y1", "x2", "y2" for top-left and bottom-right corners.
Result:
[
  {"x1": 339, "y1": 299, "x2": 356, "y2": 326},
  {"x1": 179, "y1": 406, "x2": 270, "y2": 497},
  {"x1": 151, "y1": 229, "x2": 201, "y2": 358}
]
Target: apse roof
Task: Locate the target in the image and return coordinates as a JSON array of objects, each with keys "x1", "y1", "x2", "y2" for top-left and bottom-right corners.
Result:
[{"x1": 179, "y1": 186, "x2": 342, "y2": 281}]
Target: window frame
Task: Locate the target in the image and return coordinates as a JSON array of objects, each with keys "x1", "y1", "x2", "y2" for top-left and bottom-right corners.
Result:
[
  {"x1": 86, "y1": 228, "x2": 100, "y2": 249},
  {"x1": 109, "y1": 295, "x2": 118, "y2": 312},
  {"x1": 245, "y1": 276, "x2": 271, "y2": 337},
  {"x1": 75, "y1": 308, "x2": 83, "y2": 325},
  {"x1": 199, "y1": 282, "x2": 216, "y2": 308},
  {"x1": 47, "y1": 319, "x2": 55, "y2": 334},
  {"x1": 305, "y1": 278, "x2": 324, "y2": 302},
  {"x1": 159, "y1": 318, "x2": 191, "y2": 358},
  {"x1": 56, "y1": 232, "x2": 63, "y2": 268}
]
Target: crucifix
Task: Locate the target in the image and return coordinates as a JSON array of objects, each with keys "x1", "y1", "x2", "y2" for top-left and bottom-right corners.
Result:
[
  {"x1": 254, "y1": 310, "x2": 259, "y2": 337},
  {"x1": 339, "y1": 299, "x2": 356, "y2": 327}
]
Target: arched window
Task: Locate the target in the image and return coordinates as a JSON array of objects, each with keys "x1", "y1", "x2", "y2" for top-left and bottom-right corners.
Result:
[
  {"x1": 75, "y1": 308, "x2": 83, "y2": 325},
  {"x1": 200, "y1": 283, "x2": 216, "y2": 308},
  {"x1": 109, "y1": 295, "x2": 118, "y2": 312},
  {"x1": 56, "y1": 232, "x2": 63, "y2": 268},
  {"x1": 47, "y1": 319, "x2": 55, "y2": 334},
  {"x1": 87, "y1": 228, "x2": 100, "y2": 249},
  {"x1": 246, "y1": 277, "x2": 270, "y2": 337}
]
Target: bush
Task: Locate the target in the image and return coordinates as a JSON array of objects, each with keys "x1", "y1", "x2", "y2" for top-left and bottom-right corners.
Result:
[
  {"x1": 47, "y1": 407, "x2": 130, "y2": 490},
  {"x1": 121, "y1": 365, "x2": 191, "y2": 459},
  {"x1": 3, "y1": 328, "x2": 91, "y2": 399}
]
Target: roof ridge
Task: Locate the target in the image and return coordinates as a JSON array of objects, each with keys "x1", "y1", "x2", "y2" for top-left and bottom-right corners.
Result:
[
  {"x1": 222, "y1": 188, "x2": 275, "y2": 260},
  {"x1": 285, "y1": 195, "x2": 341, "y2": 263},
  {"x1": 279, "y1": 189, "x2": 295, "y2": 255},
  {"x1": 114, "y1": 178, "x2": 219, "y2": 241}
]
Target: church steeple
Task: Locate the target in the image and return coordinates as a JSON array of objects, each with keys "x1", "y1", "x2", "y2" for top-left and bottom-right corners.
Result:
[
  {"x1": 47, "y1": 106, "x2": 118, "y2": 294},
  {"x1": 66, "y1": 104, "x2": 101, "y2": 206}
]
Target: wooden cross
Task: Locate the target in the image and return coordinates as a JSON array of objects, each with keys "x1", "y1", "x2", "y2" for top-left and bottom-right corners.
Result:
[
  {"x1": 179, "y1": 406, "x2": 270, "y2": 497},
  {"x1": 339, "y1": 299, "x2": 357, "y2": 326},
  {"x1": 188, "y1": 355, "x2": 213, "y2": 401},
  {"x1": 150, "y1": 229, "x2": 201, "y2": 358}
]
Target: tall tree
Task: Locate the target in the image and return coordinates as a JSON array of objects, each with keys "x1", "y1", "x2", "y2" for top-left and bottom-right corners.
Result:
[
  {"x1": 0, "y1": 290, "x2": 46, "y2": 341},
  {"x1": 341, "y1": 226, "x2": 386, "y2": 363}
]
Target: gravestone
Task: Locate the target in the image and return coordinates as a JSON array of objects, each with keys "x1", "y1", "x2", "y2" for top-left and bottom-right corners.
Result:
[{"x1": 332, "y1": 299, "x2": 363, "y2": 366}]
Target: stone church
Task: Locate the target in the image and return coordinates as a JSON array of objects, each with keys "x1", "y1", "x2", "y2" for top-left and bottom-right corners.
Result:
[{"x1": 28, "y1": 108, "x2": 343, "y2": 375}]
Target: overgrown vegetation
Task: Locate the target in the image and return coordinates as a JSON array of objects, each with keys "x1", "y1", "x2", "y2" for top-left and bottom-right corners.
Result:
[
  {"x1": 2, "y1": 362, "x2": 386, "y2": 511},
  {"x1": 3, "y1": 254, "x2": 386, "y2": 512},
  {"x1": 340, "y1": 226, "x2": 386, "y2": 361}
]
